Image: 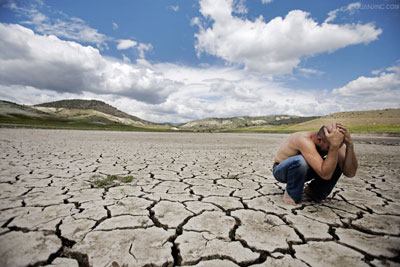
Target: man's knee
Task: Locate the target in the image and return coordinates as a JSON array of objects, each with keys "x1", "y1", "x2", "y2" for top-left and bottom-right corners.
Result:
[{"x1": 290, "y1": 155, "x2": 310, "y2": 173}]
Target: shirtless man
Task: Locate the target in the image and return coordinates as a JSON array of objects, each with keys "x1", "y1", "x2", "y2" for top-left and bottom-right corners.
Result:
[{"x1": 273, "y1": 123, "x2": 358, "y2": 205}]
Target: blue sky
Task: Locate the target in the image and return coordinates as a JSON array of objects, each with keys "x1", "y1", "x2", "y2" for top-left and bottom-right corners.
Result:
[{"x1": 0, "y1": 0, "x2": 399, "y2": 123}]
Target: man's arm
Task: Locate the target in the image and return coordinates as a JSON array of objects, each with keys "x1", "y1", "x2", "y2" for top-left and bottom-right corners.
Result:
[
  {"x1": 337, "y1": 124, "x2": 358, "y2": 177},
  {"x1": 298, "y1": 127, "x2": 344, "y2": 180}
]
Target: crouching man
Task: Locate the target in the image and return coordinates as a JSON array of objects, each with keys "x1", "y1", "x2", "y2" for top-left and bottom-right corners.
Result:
[{"x1": 273, "y1": 123, "x2": 358, "y2": 205}]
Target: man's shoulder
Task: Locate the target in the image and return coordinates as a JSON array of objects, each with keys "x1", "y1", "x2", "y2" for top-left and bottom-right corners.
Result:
[
  {"x1": 291, "y1": 131, "x2": 313, "y2": 141},
  {"x1": 290, "y1": 131, "x2": 314, "y2": 148}
]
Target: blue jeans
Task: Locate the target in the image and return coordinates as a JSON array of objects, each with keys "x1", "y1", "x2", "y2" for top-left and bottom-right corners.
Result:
[{"x1": 272, "y1": 155, "x2": 342, "y2": 203}]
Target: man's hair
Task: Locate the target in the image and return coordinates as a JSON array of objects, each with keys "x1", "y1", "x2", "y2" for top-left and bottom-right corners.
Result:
[{"x1": 317, "y1": 125, "x2": 327, "y2": 140}]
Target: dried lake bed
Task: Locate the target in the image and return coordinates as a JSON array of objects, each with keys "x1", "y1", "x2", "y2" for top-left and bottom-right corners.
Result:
[{"x1": 0, "y1": 129, "x2": 399, "y2": 267}]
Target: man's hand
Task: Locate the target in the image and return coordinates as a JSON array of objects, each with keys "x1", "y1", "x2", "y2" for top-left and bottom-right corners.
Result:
[
  {"x1": 336, "y1": 123, "x2": 352, "y2": 146},
  {"x1": 324, "y1": 124, "x2": 344, "y2": 149}
]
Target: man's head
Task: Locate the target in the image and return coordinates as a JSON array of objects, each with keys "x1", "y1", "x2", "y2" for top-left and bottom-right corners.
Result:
[{"x1": 316, "y1": 123, "x2": 336, "y2": 152}]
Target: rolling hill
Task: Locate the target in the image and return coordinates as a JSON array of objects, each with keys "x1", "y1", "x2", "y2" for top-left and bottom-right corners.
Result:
[
  {"x1": 33, "y1": 99, "x2": 155, "y2": 127},
  {"x1": 0, "y1": 99, "x2": 171, "y2": 131},
  {"x1": 1, "y1": 99, "x2": 399, "y2": 134},
  {"x1": 179, "y1": 115, "x2": 319, "y2": 131},
  {"x1": 35, "y1": 99, "x2": 147, "y2": 123},
  {"x1": 236, "y1": 109, "x2": 400, "y2": 135},
  {"x1": 0, "y1": 100, "x2": 55, "y2": 118}
]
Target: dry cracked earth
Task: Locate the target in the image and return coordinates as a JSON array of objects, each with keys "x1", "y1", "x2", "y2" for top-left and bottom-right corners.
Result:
[{"x1": 0, "y1": 129, "x2": 399, "y2": 267}]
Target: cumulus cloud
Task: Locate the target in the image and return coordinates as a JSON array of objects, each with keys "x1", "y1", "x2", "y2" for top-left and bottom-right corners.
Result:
[
  {"x1": 193, "y1": 0, "x2": 381, "y2": 75},
  {"x1": 0, "y1": 23, "x2": 177, "y2": 104},
  {"x1": 117, "y1": 39, "x2": 137, "y2": 50},
  {"x1": 333, "y1": 65, "x2": 400, "y2": 97},
  {"x1": 0, "y1": 23, "x2": 332, "y2": 123},
  {"x1": 331, "y1": 64, "x2": 400, "y2": 110},
  {"x1": 147, "y1": 63, "x2": 334, "y2": 121},
  {"x1": 0, "y1": 22, "x2": 397, "y2": 123}
]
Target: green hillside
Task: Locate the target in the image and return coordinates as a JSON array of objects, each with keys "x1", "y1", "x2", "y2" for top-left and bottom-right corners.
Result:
[
  {"x1": 1, "y1": 99, "x2": 399, "y2": 135},
  {"x1": 35, "y1": 99, "x2": 148, "y2": 123},
  {"x1": 231, "y1": 109, "x2": 400, "y2": 135},
  {"x1": 180, "y1": 115, "x2": 319, "y2": 131},
  {"x1": 0, "y1": 100, "x2": 171, "y2": 131}
]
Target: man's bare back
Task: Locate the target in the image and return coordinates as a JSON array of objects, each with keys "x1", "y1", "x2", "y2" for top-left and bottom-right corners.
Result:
[{"x1": 274, "y1": 132, "x2": 314, "y2": 164}]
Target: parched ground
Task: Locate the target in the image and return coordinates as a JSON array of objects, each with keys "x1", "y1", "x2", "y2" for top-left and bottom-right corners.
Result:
[{"x1": 0, "y1": 129, "x2": 399, "y2": 267}]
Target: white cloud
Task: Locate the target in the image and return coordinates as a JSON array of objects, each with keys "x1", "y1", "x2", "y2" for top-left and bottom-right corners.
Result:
[
  {"x1": 6, "y1": 1, "x2": 154, "y2": 58},
  {"x1": 371, "y1": 69, "x2": 382, "y2": 75},
  {"x1": 0, "y1": 23, "x2": 176, "y2": 104},
  {"x1": 146, "y1": 63, "x2": 338, "y2": 121},
  {"x1": 233, "y1": 0, "x2": 247, "y2": 14},
  {"x1": 6, "y1": 0, "x2": 154, "y2": 55},
  {"x1": 115, "y1": 40, "x2": 152, "y2": 58},
  {"x1": 325, "y1": 2, "x2": 361, "y2": 23},
  {"x1": 122, "y1": 54, "x2": 131, "y2": 63},
  {"x1": 0, "y1": 23, "x2": 397, "y2": 123},
  {"x1": 193, "y1": 0, "x2": 381, "y2": 75},
  {"x1": 0, "y1": 24, "x2": 326, "y2": 122},
  {"x1": 333, "y1": 66, "x2": 400, "y2": 97},
  {"x1": 168, "y1": 5, "x2": 179, "y2": 12},
  {"x1": 0, "y1": 84, "x2": 82, "y2": 106},
  {"x1": 8, "y1": 1, "x2": 109, "y2": 49},
  {"x1": 117, "y1": 39, "x2": 137, "y2": 50},
  {"x1": 298, "y1": 68, "x2": 324, "y2": 76},
  {"x1": 261, "y1": 0, "x2": 273, "y2": 4},
  {"x1": 137, "y1": 43, "x2": 153, "y2": 58},
  {"x1": 331, "y1": 64, "x2": 400, "y2": 111},
  {"x1": 34, "y1": 16, "x2": 110, "y2": 49}
]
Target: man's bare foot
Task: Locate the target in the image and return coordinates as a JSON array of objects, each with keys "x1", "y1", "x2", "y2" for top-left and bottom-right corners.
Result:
[
  {"x1": 283, "y1": 190, "x2": 297, "y2": 206},
  {"x1": 304, "y1": 185, "x2": 322, "y2": 203}
]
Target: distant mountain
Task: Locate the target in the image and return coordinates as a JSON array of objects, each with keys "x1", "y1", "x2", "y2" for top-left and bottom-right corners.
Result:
[
  {"x1": 35, "y1": 99, "x2": 148, "y2": 124},
  {"x1": 180, "y1": 115, "x2": 319, "y2": 131},
  {"x1": 0, "y1": 99, "x2": 170, "y2": 130}
]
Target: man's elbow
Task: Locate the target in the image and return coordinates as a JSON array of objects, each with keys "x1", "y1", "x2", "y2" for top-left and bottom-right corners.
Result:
[
  {"x1": 320, "y1": 174, "x2": 332, "y2": 180},
  {"x1": 344, "y1": 171, "x2": 357, "y2": 178},
  {"x1": 343, "y1": 167, "x2": 357, "y2": 177}
]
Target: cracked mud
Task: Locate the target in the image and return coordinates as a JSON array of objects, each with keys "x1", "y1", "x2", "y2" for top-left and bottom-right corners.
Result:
[{"x1": 0, "y1": 129, "x2": 399, "y2": 267}]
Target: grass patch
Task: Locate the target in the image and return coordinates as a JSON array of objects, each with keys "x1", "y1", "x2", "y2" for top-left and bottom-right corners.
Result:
[
  {"x1": 93, "y1": 174, "x2": 135, "y2": 188},
  {"x1": 119, "y1": 175, "x2": 134, "y2": 183},
  {"x1": 222, "y1": 173, "x2": 240, "y2": 179}
]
